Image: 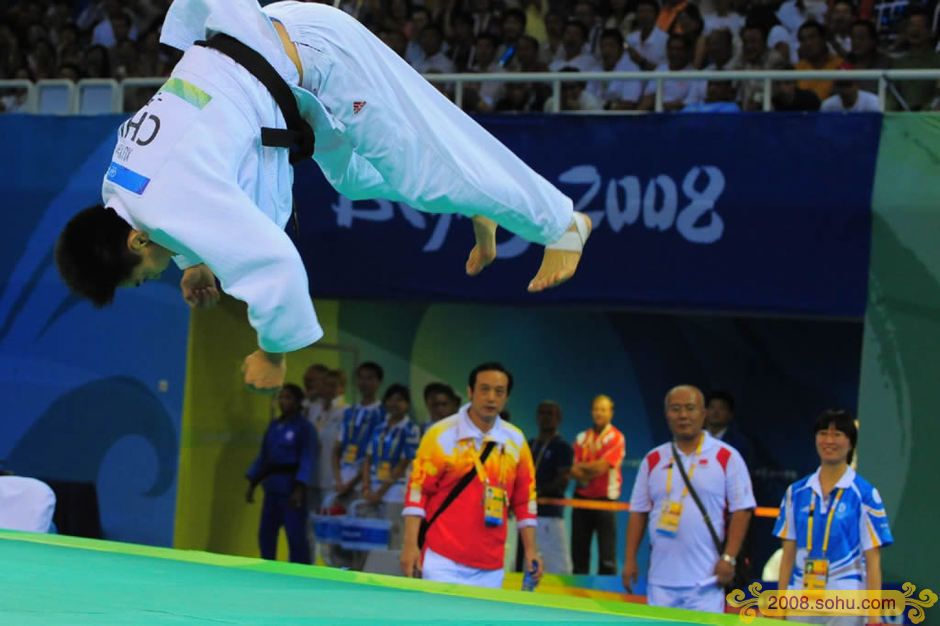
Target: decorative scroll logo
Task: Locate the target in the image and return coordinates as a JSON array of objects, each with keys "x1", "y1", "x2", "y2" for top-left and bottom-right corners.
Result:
[{"x1": 725, "y1": 583, "x2": 937, "y2": 624}]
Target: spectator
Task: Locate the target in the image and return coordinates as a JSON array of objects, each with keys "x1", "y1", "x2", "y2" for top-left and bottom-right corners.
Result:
[
  {"x1": 495, "y1": 81, "x2": 540, "y2": 111},
  {"x1": 774, "y1": 411, "x2": 892, "y2": 602},
  {"x1": 776, "y1": 0, "x2": 827, "y2": 38},
  {"x1": 704, "y1": 391, "x2": 754, "y2": 469},
  {"x1": 400, "y1": 362, "x2": 543, "y2": 588},
  {"x1": 362, "y1": 384, "x2": 421, "y2": 549},
  {"x1": 771, "y1": 63, "x2": 823, "y2": 110},
  {"x1": 413, "y1": 23, "x2": 455, "y2": 73},
  {"x1": 572, "y1": 0, "x2": 603, "y2": 56},
  {"x1": 681, "y1": 79, "x2": 741, "y2": 111},
  {"x1": 521, "y1": 0, "x2": 548, "y2": 43},
  {"x1": 539, "y1": 11, "x2": 567, "y2": 66},
  {"x1": 657, "y1": 0, "x2": 688, "y2": 34},
  {"x1": 92, "y1": 8, "x2": 138, "y2": 48},
  {"x1": 627, "y1": 0, "x2": 669, "y2": 70},
  {"x1": 748, "y1": 5, "x2": 797, "y2": 63},
  {"x1": 846, "y1": 19, "x2": 891, "y2": 94},
  {"x1": 822, "y1": 72, "x2": 881, "y2": 111},
  {"x1": 57, "y1": 63, "x2": 81, "y2": 82},
  {"x1": 27, "y1": 38, "x2": 56, "y2": 81},
  {"x1": 423, "y1": 382, "x2": 461, "y2": 426},
  {"x1": 889, "y1": 8, "x2": 940, "y2": 111},
  {"x1": 528, "y1": 400, "x2": 574, "y2": 574},
  {"x1": 672, "y1": 4, "x2": 707, "y2": 68},
  {"x1": 570, "y1": 394, "x2": 625, "y2": 575},
  {"x1": 704, "y1": 0, "x2": 745, "y2": 39},
  {"x1": 110, "y1": 39, "x2": 138, "y2": 80},
  {"x1": 639, "y1": 34, "x2": 705, "y2": 111},
  {"x1": 543, "y1": 66, "x2": 604, "y2": 111},
  {"x1": 332, "y1": 362, "x2": 386, "y2": 504},
  {"x1": 604, "y1": 0, "x2": 636, "y2": 39},
  {"x1": 703, "y1": 27, "x2": 736, "y2": 70},
  {"x1": 82, "y1": 44, "x2": 111, "y2": 79},
  {"x1": 469, "y1": 0, "x2": 500, "y2": 37},
  {"x1": 405, "y1": 6, "x2": 431, "y2": 67},
  {"x1": 302, "y1": 363, "x2": 330, "y2": 424},
  {"x1": 245, "y1": 384, "x2": 317, "y2": 564},
  {"x1": 497, "y1": 8, "x2": 527, "y2": 68},
  {"x1": 591, "y1": 28, "x2": 643, "y2": 110},
  {"x1": 795, "y1": 21, "x2": 843, "y2": 102},
  {"x1": 446, "y1": 12, "x2": 475, "y2": 72},
  {"x1": 549, "y1": 20, "x2": 601, "y2": 71},
  {"x1": 466, "y1": 32, "x2": 505, "y2": 111},
  {"x1": 826, "y1": 0, "x2": 856, "y2": 58},
  {"x1": 735, "y1": 24, "x2": 783, "y2": 109},
  {"x1": 510, "y1": 34, "x2": 551, "y2": 109},
  {"x1": 623, "y1": 385, "x2": 755, "y2": 612},
  {"x1": 380, "y1": 27, "x2": 408, "y2": 59}
]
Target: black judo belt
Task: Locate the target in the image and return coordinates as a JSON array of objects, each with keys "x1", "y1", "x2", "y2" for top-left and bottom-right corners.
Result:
[{"x1": 194, "y1": 33, "x2": 315, "y2": 165}]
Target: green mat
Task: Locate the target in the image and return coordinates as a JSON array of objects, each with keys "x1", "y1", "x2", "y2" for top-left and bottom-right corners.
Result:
[{"x1": 0, "y1": 531, "x2": 768, "y2": 624}]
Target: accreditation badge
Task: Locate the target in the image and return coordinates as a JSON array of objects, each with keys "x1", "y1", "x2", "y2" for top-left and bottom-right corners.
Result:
[
  {"x1": 343, "y1": 444, "x2": 359, "y2": 464},
  {"x1": 376, "y1": 461, "x2": 391, "y2": 482},
  {"x1": 655, "y1": 500, "x2": 683, "y2": 537},
  {"x1": 483, "y1": 485, "x2": 506, "y2": 527},
  {"x1": 803, "y1": 559, "x2": 829, "y2": 590}
]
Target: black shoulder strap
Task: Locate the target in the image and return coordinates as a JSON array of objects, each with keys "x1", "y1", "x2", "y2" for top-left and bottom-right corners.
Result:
[
  {"x1": 194, "y1": 33, "x2": 315, "y2": 164},
  {"x1": 671, "y1": 441, "x2": 723, "y2": 555},
  {"x1": 419, "y1": 441, "x2": 496, "y2": 549}
]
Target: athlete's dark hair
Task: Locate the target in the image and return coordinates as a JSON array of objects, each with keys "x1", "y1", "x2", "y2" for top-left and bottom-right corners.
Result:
[
  {"x1": 356, "y1": 361, "x2": 385, "y2": 380},
  {"x1": 55, "y1": 204, "x2": 140, "y2": 307},
  {"x1": 383, "y1": 383, "x2": 411, "y2": 404}
]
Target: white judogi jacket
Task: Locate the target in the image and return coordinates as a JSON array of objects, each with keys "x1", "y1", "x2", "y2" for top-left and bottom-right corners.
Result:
[{"x1": 103, "y1": 0, "x2": 334, "y2": 352}]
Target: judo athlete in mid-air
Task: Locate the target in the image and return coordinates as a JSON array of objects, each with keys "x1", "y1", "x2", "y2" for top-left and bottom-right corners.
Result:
[{"x1": 55, "y1": 0, "x2": 592, "y2": 393}]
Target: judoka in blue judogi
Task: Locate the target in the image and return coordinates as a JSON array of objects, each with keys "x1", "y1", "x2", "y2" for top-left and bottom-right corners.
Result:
[{"x1": 246, "y1": 383, "x2": 317, "y2": 563}]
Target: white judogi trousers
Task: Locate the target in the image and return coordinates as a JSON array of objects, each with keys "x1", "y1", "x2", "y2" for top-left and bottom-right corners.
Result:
[
  {"x1": 266, "y1": 1, "x2": 573, "y2": 245},
  {"x1": 647, "y1": 582, "x2": 727, "y2": 613}
]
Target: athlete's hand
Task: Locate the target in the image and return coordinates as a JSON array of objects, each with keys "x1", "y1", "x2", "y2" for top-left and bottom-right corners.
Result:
[
  {"x1": 242, "y1": 350, "x2": 286, "y2": 394},
  {"x1": 400, "y1": 543, "x2": 423, "y2": 578},
  {"x1": 714, "y1": 557, "x2": 735, "y2": 587},
  {"x1": 181, "y1": 264, "x2": 220, "y2": 309},
  {"x1": 523, "y1": 550, "x2": 544, "y2": 585},
  {"x1": 622, "y1": 559, "x2": 639, "y2": 593}
]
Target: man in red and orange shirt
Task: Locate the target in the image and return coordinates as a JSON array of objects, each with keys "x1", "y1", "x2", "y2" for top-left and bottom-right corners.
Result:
[
  {"x1": 400, "y1": 362, "x2": 543, "y2": 589},
  {"x1": 570, "y1": 394, "x2": 626, "y2": 574}
]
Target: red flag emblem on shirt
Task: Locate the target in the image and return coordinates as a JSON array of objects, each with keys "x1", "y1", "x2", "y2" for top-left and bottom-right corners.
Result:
[{"x1": 353, "y1": 101, "x2": 367, "y2": 115}]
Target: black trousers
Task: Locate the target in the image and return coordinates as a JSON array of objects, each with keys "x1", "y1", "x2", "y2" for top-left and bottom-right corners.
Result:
[{"x1": 570, "y1": 498, "x2": 618, "y2": 575}]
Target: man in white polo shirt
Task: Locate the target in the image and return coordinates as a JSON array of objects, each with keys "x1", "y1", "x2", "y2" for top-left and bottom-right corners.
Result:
[{"x1": 622, "y1": 385, "x2": 754, "y2": 613}]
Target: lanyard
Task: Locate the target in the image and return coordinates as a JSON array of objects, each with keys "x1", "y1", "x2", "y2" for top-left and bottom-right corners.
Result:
[
  {"x1": 378, "y1": 421, "x2": 404, "y2": 462},
  {"x1": 348, "y1": 406, "x2": 372, "y2": 447},
  {"x1": 665, "y1": 434, "x2": 704, "y2": 498},
  {"x1": 806, "y1": 488, "x2": 844, "y2": 555},
  {"x1": 533, "y1": 436, "x2": 557, "y2": 474},
  {"x1": 470, "y1": 441, "x2": 506, "y2": 487}
]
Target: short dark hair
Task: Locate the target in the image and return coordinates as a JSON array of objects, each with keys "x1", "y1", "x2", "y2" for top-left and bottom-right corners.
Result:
[
  {"x1": 667, "y1": 32, "x2": 692, "y2": 50},
  {"x1": 600, "y1": 28, "x2": 624, "y2": 48},
  {"x1": 636, "y1": 0, "x2": 660, "y2": 11},
  {"x1": 55, "y1": 204, "x2": 141, "y2": 307},
  {"x1": 423, "y1": 381, "x2": 458, "y2": 401},
  {"x1": 798, "y1": 20, "x2": 827, "y2": 40},
  {"x1": 468, "y1": 362, "x2": 514, "y2": 395},
  {"x1": 383, "y1": 383, "x2": 411, "y2": 404},
  {"x1": 741, "y1": 22, "x2": 769, "y2": 41},
  {"x1": 564, "y1": 19, "x2": 589, "y2": 41},
  {"x1": 833, "y1": 0, "x2": 857, "y2": 14},
  {"x1": 475, "y1": 32, "x2": 499, "y2": 47},
  {"x1": 281, "y1": 383, "x2": 305, "y2": 405},
  {"x1": 851, "y1": 18, "x2": 877, "y2": 39},
  {"x1": 813, "y1": 409, "x2": 858, "y2": 464},
  {"x1": 356, "y1": 361, "x2": 384, "y2": 380},
  {"x1": 706, "y1": 390, "x2": 735, "y2": 412}
]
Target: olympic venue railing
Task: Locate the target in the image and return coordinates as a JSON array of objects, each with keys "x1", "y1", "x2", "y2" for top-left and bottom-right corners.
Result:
[{"x1": 1, "y1": 69, "x2": 939, "y2": 115}]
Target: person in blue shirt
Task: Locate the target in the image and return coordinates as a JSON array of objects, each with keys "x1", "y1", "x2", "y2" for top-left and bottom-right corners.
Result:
[
  {"x1": 774, "y1": 410, "x2": 893, "y2": 625},
  {"x1": 246, "y1": 383, "x2": 318, "y2": 564},
  {"x1": 362, "y1": 384, "x2": 421, "y2": 549},
  {"x1": 333, "y1": 362, "x2": 386, "y2": 501}
]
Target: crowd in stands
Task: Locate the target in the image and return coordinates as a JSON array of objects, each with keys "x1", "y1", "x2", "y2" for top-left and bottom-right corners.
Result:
[{"x1": 2, "y1": 0, "x2": 937, "y2": 111}]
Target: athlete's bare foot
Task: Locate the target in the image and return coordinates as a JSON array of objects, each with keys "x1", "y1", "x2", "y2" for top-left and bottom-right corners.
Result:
[
  {"x1": 465, "y1": 215, "x2": 498, "y2": 276},
  {"x1": 528, "y1": 213, "x2": 592, "y2": 292}
]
